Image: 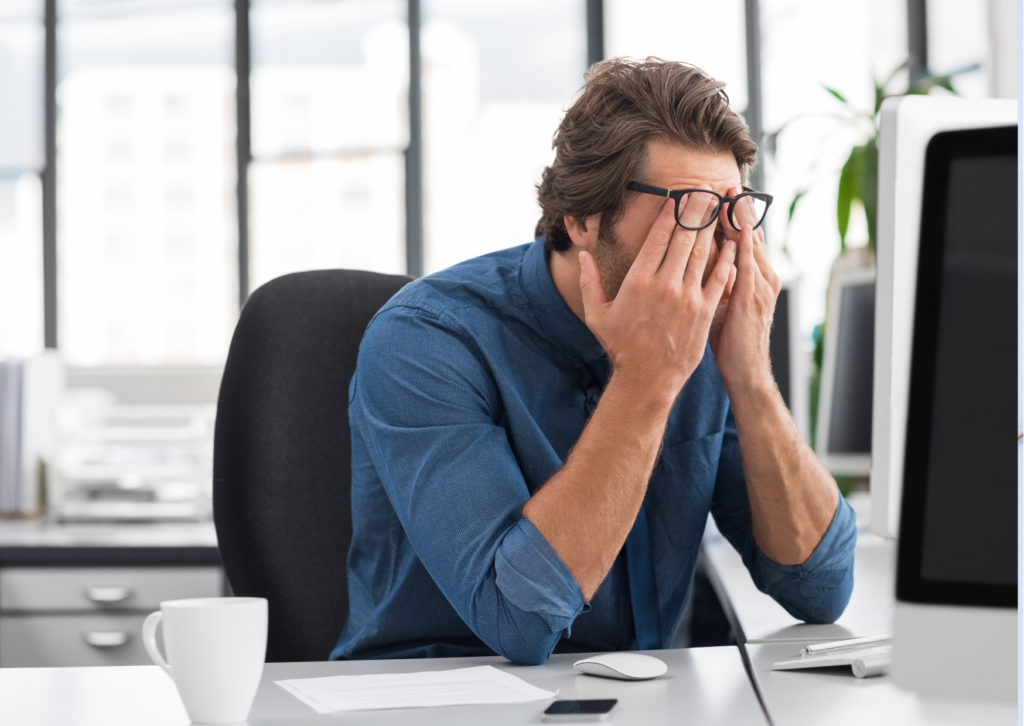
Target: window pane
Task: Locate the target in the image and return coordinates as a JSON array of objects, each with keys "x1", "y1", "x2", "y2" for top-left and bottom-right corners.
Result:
[
  {"x1": 606, "y1": 0, "x2": 748, "y2": 112},
  {"x1": 0, "y1": 1, "x2": 44, "y2": 358},
  {"x1": 0, "y1": 0, "x2": 44, "y2": 170},
  {"x1": 760, "y1": 0, "x2": 905, "y2": 339},
  {"x1": 928, "y1": 0, "x2": 990, "y2": 97},
  {"x1": 0, "y1": 174, "x2": 44, "y2": 358},
  {"x1": 250, "y1": 0, "x2": 407, "y2": 289},
  {"x1": 57, "y1": 0, "x2": 237, "y2": 366},
  {"x1": 422, "y1": 0, "x2": 586, "y2": 274}
]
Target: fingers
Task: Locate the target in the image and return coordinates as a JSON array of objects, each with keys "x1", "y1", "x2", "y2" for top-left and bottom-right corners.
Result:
[
  {"x1": 660, "y1": 187, "x2": 714, "y2": 282},
  {"x1": 578, "y1": 250, "x2": 608, "y2": 313},
  {"x1": 702, "y1": 239, "x2": 737, "y2": 304},
  {"x1": 702, "y1": 238, "x2": 719, "y2": 287},
  {"x1": 749, "y1": 225, "x2": 781, "y2": 295},
  {"x1": 734, "y1": 225, "x2": 757, "y2": 297},
  {"x1": 627, "y1": 198, "x2": 679, "y2": 280},
  {"x1": 718, "y1": 185, "x2": 764, "y2": 243},
  {"x1": 732, "y1": 191, "x2": 762, "y2": 230},
  {"x1": 717, "y1": 186, "x2": 745, "y2": 243},
  {"x1": 682, "y1": 215, "x2": 718, "y2": 289}
]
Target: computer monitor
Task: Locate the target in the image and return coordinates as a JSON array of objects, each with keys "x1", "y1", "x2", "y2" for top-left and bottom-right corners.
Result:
[
  {"x1": 814, "y1": 266, "x2": 874, "y2": 475},
  {"x1": 872, "y1": 99, "x2": 1017, "y2": 701},
  {"x1": 892, "y1": 122, "x2": 1017, "y2": 701},
  {"x1": 769, "y1": 278, "x2": 809, "y2": 440},
  {"x1": 870, "y1": 96, "x2": 1018, "y2": 539}
]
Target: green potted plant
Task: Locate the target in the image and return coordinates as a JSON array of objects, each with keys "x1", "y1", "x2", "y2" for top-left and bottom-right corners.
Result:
[{"x1": 768, "y1": 60, "x2": 977, "y2": 493}]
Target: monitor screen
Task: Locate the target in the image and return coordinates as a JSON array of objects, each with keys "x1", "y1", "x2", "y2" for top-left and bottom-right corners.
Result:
[
  {"x1": 896, "y1": 126, "x2": 1016, "y2": 607},
  {"x1": 827, "y1": 282, "x2": 875, "y2": 454},
  {"x1": 769, "y1": 287, "x2": 792, "y2": 410}
]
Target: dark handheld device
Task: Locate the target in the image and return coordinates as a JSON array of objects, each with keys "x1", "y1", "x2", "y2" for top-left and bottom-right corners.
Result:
[{"x1": 542, "y1": 699, "x2": 618, "y2": 722}]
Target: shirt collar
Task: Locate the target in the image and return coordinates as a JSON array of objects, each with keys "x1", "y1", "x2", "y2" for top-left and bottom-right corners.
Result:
[{"x1": 520, "y1": 237, "x2": 606, "y2": 366}]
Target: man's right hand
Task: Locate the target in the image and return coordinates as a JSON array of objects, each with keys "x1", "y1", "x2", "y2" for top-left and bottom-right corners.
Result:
[{"x1": 578, "y1": 189, "x2": 737, "y2": 400}]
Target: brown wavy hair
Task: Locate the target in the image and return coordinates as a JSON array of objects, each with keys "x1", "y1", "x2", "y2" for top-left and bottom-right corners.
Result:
[{"x1": 536, "y1": 57, "x2": 758, "y2": 253}]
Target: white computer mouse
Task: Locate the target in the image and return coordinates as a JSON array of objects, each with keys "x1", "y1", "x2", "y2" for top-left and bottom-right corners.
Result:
[{"x1": 573, "y1": 652, "x2": 668, "y2": 681}]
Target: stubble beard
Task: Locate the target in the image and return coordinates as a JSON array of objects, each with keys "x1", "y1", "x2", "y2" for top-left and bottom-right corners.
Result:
[{"x1": 591, "y1": 222, "x2": 634, "y2": 302}]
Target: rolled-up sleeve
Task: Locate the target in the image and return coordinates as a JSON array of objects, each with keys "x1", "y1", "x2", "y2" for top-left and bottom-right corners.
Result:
[
  {"x1": 710, "y1": 408, "x2": 858, "y2": 624},
  {"x1": 351, "y1": 306, "x2": 586, "y2": 665}
]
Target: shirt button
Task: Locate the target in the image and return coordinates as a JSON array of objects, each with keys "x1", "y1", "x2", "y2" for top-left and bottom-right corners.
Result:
[{"x1": 572, "y1": 355, "x2": 582, "y2": 365}]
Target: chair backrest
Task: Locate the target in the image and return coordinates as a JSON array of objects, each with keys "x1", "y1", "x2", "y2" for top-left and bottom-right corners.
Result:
[{"x1": 213, "y1": 269, "x2": 411, "y2": 662}]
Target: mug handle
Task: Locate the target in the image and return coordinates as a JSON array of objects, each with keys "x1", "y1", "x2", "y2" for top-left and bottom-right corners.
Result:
[{"x1": 142, "y1": 611, "x2": 173, "y2": 678}]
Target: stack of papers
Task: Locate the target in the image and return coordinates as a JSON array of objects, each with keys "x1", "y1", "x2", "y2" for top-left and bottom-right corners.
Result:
[{"x1": 276, "y1": 665, "x2": 559, "y2": 714}]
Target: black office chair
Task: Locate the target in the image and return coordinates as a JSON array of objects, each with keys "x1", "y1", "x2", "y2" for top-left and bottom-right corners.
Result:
[{"x1": 213, "y1": 269, "x2": 411, "y2": 662}]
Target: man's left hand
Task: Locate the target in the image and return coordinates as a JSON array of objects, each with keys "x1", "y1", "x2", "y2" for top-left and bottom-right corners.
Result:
[{"x1": 708, "y1": 186, "x2": 781, "y2": 396}]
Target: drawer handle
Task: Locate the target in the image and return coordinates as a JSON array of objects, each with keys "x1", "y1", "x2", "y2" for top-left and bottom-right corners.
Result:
[
  {"x1": 83, "y1": 631, "x2": 131, "y2": 648},
  {"x1": 84, "y1": 586, "x2": 134, "y2": 604}
]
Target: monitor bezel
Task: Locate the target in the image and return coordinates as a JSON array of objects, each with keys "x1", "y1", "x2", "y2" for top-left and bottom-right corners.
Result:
[
  {"x1": 895, "y1": 125, "x2": 1017, "y2": 608},
  {"x1": 815, "y1": 265, "x2": 875, "y2": 476}
]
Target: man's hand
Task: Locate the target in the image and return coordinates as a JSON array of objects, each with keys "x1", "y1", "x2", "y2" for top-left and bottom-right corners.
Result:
[
  {"x1": 579, "y1": 189, "x2": 737, "y2": 399},
  {"x1": 525, "y1": 190, "x2": 737, "y2": 599},
  {"x1": 708, "y1": 186, "x2": 781, "y2": 396}
]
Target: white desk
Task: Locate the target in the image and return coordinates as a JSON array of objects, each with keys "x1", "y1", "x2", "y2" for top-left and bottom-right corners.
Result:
[
  {"x1": 0, "y1": 647, "x2": 768, "y2": 726},
  {"x1": 745, "y1": 642, "x2": 1017, "y2": 726},
  {"x1": 703, "y1": 531, "x2": 895, "y2": 644},
  {"x1": 701, "y1": 505, "x2": 1016, "y2": 725}
]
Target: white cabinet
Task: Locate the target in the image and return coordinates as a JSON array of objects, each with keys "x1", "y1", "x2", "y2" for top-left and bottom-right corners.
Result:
[{"x1": 0, "y1": 566, "x2": 223, "y2": 667}]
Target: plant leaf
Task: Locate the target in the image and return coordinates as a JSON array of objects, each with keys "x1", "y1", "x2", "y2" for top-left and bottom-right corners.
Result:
[
  {"x1": 824, "y1": 86, "x2": 848, "y2": 104},
  {"x1": 947, "y1": 61, "x2": 982, "y2": 77},
  {"x1": 934, "y1": 75, "x2": 956, "y2": 93},
  {"x1": 836, "y1": 151, "x2": 855, "y2": 249},
  {"x1": 882, "y1": 59, "x2": 910, "y2": 90},
  {"x1": 788, "y1": 189, "x2": 808, "y2": 224},
  {"x1": 862, "y1": 137, "x2": 878, "y2": 249}
]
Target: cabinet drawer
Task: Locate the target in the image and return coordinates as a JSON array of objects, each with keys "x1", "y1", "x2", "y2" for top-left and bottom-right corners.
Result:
[
  {"x1": 0, "y1": 613, "x2": 157, "y2": 667},
  {"x1": 0, "y1": 567, "x2": 222, "y2": 611}
]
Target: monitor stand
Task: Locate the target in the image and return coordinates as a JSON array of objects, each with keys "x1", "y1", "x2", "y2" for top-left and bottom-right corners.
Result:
[{"x1": 892, "y1": 601, "x2": 1016, "y2": 701}]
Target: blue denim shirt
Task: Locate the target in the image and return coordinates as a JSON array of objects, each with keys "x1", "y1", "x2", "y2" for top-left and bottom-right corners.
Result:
[{"x1": 331, "y1": 238, "x2": 857, "y2": 666}]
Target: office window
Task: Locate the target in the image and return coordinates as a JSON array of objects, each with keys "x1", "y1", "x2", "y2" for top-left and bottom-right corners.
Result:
[
  {"x1": 0, "y1": 0, "x2": 45, "y2": 358},
  {"x1": 605, "y1": 0, "x2": 748, "y2": 112},
  {"x1": 759, "y1": 0, "x2": 905, "y2": 339},
  {"x1": 57, "y1": 0, "x2": 237, "y2": 366},
  {"x1": 421, "y1": 0, "x2": 586, "y2": 274},
  {"x1": 249, "y1": 0, "x2": 408, "y2": 292},
  {"x1": 927, "y1": 0, "x2": 990, "y2": 97}
]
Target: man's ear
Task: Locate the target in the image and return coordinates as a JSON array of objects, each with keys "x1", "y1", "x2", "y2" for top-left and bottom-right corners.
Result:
[{"x1": 564, "y1": 213, "x2": 601, "y2": 251}]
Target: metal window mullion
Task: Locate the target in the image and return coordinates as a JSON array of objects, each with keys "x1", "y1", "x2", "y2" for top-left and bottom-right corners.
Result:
[
  {"x1": 405, "y1": 0, "x2": 424, "y2": 279},
  {"x1": 43, "y1": 0, "x2": 57, "y2": 349},
  {"x1": 744, "y1": 0, "x2": 764, "y2": 192},
  {"x1": 586, "y1": 0, "x2": 604, "y2": 68},
  {"x1": 236, "y1": 0, "x2": 251, "y2": 307},
  {"x1": 907, "y1": 0, "x2": 928, "y2": 86}
]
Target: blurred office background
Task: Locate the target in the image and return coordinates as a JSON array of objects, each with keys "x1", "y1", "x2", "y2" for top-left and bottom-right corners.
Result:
[{"x1": 0, "y1": 0, "x2": 1016, "y2": 517}]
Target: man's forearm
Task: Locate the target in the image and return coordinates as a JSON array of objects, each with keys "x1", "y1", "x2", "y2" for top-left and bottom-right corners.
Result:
[
  {"x1": 727, "y1": 381, "x2": 839, "y2": 565},
  {"x1": 522, "y1": 373, "x2": 675, "y2": 601}
]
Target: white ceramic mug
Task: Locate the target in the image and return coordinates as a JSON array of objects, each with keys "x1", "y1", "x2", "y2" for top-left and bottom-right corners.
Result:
[{"x1": 143, "y1": 597, "x2": 268, "y2": 724}]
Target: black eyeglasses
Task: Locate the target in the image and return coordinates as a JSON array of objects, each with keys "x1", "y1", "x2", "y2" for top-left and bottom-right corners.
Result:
[{"x1": 625, "y1": 181, "x2": 773, "y2": 232}]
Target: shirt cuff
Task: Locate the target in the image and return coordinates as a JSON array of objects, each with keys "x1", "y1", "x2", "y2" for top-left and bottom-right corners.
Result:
[
  {"x1": 495, "y1": 517, "x2": 589, "y2": 623},
  {"x1": 753, "y1": 494, "x2": 858, "y2": 579}
]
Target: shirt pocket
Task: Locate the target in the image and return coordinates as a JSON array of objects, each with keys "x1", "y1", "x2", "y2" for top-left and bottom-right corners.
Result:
[{"x1": 648, "y1": 431, "x2": 724, "y2": 548}]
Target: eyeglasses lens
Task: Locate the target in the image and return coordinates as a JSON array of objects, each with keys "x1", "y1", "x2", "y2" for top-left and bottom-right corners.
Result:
[
  {"x1": 729, "y1": 194, "x2": 768, "y2": 231},
  {"x1": 676, "y1": 191, "x2": 720, "y2": 230}
]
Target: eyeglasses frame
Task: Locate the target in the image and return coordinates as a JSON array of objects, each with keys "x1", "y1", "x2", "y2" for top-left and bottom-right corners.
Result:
[{"x1": 625, "y1": 181, "x2": 774, "y2": 232}]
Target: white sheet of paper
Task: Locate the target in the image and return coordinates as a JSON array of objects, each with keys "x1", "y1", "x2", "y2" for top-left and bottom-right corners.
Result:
[{"x1": 275, "y1": 665, "x2": 559, "y2": 714}]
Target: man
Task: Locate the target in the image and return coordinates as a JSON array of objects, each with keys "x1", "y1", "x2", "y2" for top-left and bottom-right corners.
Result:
[{"x1": 331, "y1": 58, "x2": 856, "y2": 666}]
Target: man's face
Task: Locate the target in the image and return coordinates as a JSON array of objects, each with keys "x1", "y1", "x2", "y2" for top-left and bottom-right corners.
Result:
[{"x1": 591, "y1": 140, "x2": 742, "y2": 301}]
